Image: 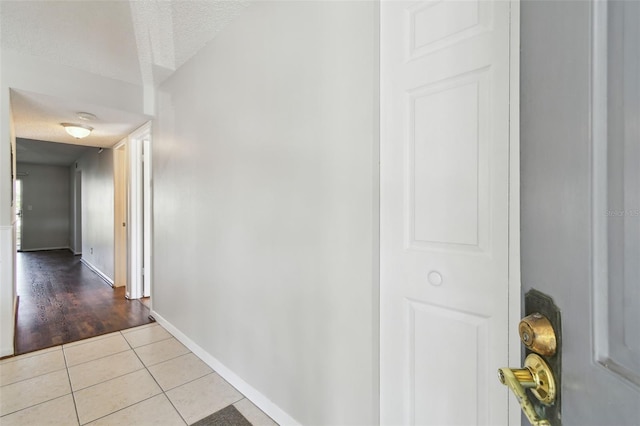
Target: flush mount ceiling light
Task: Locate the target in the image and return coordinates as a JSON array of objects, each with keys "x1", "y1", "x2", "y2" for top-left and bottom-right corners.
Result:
[{"x1": 61, "y1": 123, "x2": 93, "y2": 139}]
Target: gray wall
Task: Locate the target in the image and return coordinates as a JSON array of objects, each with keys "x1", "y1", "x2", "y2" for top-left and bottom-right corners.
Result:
[
  {"x1": 153, "y1": 2, "x2": 378, "y2": 424},
  {"x1": 16, "y1": 163, "x2": 70, "y2": 251},
  {"x1": 77, "y1": 148, "x2": 114, "y2": 280}
]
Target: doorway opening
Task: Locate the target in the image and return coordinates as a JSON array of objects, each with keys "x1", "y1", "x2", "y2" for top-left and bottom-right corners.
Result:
[{"x1": 12, "y1": 137, "x2": 152, "y2": 354}]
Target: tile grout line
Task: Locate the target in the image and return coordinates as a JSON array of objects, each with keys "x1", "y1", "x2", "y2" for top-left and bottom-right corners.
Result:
[
  {"x1": 126, "y1": 330, "x2": 190, "y2": 426},
  {"x1": 3, "y1": 323, "x2": 165, "y2": 371},
  {"x1": 65, "y1": 347, "x2": 132, "y2": 369},
  {"x1": 73, "y1": 330, "x2": 162, "y2": 425},
  {"x1": 62, "y1": 333, "x2": 118, "y2": 349},
  {"x1": 69, "y1": 364, "x2": 147, "y2": 394},
  {"x1": 64, "y1": 323, "x2": 168, "y2": 366},
  {"x1": 123, "y1": 327, "x2": 252, "y2": 425},
  {"x1": 62, "y1": 343, "x2": 82, "y2": 426},
  {"x1": 137, "y1": 350, "x2": 192, "y2": 369},
  {"x1": 1, "y1": 328, "x2": 167, "y2": 424},
  {"x1": 127, "y1": 334, "x2": 174, "y2": 351},
  {"x1": 0, "y1": 350, "x2": 70, "y2": 417},
  {"x1": 0, "y1": 394, "x2": 73, "y2": 419},
  {"x1": 0, "y1": 346, "x2": 61, "y2": 364},
  {"x1": 72, "y1": 331, "x2": 158, "y2": 426},
  {"x1": 160, "y1": 370, "x2": 216, "y2": 393},
  {"x1": 0, "y1": 369, "x2": 68, "y2": 389},
  {"x1": 0, "y1": 363, "x2": 68, "y2": 387},
  {"x1": 77, "y1": 394, "x2": 164, "y2": 426},
  {"x1": 28, "y1": 327, "x2": 185, "y2": 424},
  {"x1": 126, "y1": 326, "x2": 254, "y2": 425}
]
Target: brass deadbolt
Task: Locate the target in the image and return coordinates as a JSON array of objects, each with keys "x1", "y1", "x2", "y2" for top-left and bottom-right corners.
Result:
[{"x1": 519, "y1": 313, "x2": 557, "y2": 356}]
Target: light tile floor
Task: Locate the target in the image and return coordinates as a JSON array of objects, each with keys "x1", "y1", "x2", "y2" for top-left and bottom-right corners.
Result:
[{"x1": 0, "y1": 323, "x2": 278, "y2": 426}]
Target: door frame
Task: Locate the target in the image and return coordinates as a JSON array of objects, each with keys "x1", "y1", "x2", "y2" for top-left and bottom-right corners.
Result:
[
  {"x1": 508, "y1": 0, "x2": 522, "y2": 424},
  {"x1": 15, "y1": 177, "x2": 23, "y2": 251},
  {"x1": 125, "y1": 122, "x2": 152, "y2": 300},
  {"x1": 113, "y1": 140, "x2": 127, "y2": 288}
]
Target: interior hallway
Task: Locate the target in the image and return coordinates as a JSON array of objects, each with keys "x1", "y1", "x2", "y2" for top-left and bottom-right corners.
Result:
[
  {"x1": 14, "y1": 250, "x2": 151, "y2": 355},
  {"x1": 0, "y1": 323, "x2": 278, "y2": 425}
]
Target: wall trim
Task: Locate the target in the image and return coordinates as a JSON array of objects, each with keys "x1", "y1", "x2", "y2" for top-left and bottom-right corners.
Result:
[
  {"x1": 507, "y1": 0, "x2": 522, "y2": 425},
  {"x1": 150, "y1": 310, "x2": 301, "y2": 426},
  {"x1": 20, "y1": 246, "x2": 70, "y2": 252},
  {"x1": 80, "y1": 258, "x2": 114, "y2": 286}
]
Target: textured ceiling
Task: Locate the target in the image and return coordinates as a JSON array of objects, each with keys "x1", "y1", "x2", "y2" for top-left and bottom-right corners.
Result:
[
  {"x1": 1, "y1": 0, "x2": 249, "y2": 162},
  {"x1": 130, "y1": 0, "x2": 250, "y2": 86},
  {"x1": 1, "y1": 1, "x2": 142, "y2": 85},
  {"x1": 0, "y1": 0, "x2": 249, "y2": 86}
]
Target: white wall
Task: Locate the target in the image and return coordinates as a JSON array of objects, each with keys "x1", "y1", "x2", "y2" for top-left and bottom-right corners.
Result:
[
  {"x1": 0, "y1": 50, "x2": 145, "y2": 355},
  {"x1": 153, "y1": 2, "x2": 379, "y2": 424},
  {"x1": 16, "y1": 163, "x2": 70, "y2": 251},
  {"x1": 77, "y1": 148, "x2": 115, "y2": 281}
]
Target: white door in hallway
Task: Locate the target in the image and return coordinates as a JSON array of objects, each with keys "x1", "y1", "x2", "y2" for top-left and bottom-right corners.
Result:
[
  {"x1": 380, "y1": 1, "x2": 513, "y2": 424},
  {"x1": 114, "y1": 143, "x2": 127, "y2": 289}
]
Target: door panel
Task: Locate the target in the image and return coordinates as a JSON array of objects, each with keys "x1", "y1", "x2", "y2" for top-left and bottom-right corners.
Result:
[
  {"x1": 521, "y1": 0, "x2": 640, "y2": 423},
  {"x1": 380, "y1": 1, "x2": 512, "y2": 424},
  {"x1": 410, "y1": 69, "x2": 489, "y2": 250},
  {"x1": 601, "y1": 0, "x2": 640, "y2": 383},
  {"x1": 410, "y1": 301, "x2": 490, "y2": 425}
]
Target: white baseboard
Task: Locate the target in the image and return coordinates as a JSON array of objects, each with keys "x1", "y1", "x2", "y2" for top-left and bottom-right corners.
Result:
[
  {"x1": 68, "y1": 248, "x2": 82, "y2": 256},
  {"x1": 150, "y1": 310, "x2": 300, "y2": 426},
  {"x1": 80, "y1": 258, "x2": 114, "y2": 286},
  {"x1": 19, "y1": 246, "x2": 70, "y2": 252}
]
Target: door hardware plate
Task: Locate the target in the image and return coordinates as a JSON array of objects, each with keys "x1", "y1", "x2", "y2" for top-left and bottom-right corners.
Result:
[
  {"x1": 525, "y1": 290, "x2": 562, "y2": 425},
  {"x1": 524, "y1": 353, "x2": 556, "y2": 404}
]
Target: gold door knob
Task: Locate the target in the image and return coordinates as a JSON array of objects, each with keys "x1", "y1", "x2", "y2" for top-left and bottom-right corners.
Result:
[
  {"x1": 519, "y1": 313, "x2": 557, "y2": 356},
  {"x1": 498, "y1": 354, "x2": 556, "y2": 426}
]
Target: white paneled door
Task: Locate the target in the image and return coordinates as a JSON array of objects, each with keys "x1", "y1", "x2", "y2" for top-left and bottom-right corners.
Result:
[{"x1": 380, "y1": 1, "x2": 513, "y2": 424}]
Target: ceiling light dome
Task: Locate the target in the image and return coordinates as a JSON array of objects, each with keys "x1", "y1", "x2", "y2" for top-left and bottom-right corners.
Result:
[{"x1": 61, "y1": 123, "x2": 93, "y2": 139}]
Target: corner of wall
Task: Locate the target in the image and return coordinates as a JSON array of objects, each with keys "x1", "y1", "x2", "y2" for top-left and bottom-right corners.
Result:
[{"x1": 150, "y1": 311, "x2": 302, "y2": 426}]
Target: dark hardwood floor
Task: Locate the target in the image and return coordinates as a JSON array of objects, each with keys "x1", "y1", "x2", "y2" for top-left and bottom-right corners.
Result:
[{"x1": 14, "y1": 250, "x2": 152, "y2": 355}]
